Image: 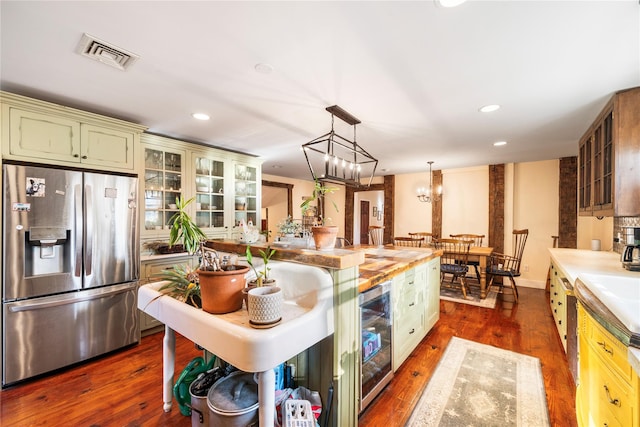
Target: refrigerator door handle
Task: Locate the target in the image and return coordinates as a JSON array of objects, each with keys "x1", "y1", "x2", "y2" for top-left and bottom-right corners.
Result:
[
  {"x1": 74, "y1": 183, "x2": 83, "y2": 277},
  {"x1": 84, "y1": 184, "x2": 93, "y2": 276},
  {"x1": 8, "y1": 283, "x2": 137, "y2": 312}
]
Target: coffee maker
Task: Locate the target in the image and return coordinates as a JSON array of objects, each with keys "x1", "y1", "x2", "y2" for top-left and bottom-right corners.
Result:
[{"x1": 621, "y1": 227, "x2": 640, "y2": 271}]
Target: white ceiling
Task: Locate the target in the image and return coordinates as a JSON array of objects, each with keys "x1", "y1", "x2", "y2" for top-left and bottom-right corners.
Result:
[{"x1": 1, "y1": 1, "x2": 639, "y2": 181}]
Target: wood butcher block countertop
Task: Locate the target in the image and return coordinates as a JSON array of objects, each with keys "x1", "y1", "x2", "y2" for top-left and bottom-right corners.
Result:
[
  {"x1": 355, "y1": 245, "x2": 442, "y2": 293},
  {"x1": 204, "y1": 240, "x2": 441, "y2": 293}
]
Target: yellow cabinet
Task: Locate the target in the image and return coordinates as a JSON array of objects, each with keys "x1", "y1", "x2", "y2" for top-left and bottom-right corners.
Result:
[
  {"x1": 576, "y1": 303, "x2": 639, "y2": 427},
  {"x1": 2, "y1": 92, "x2": 144, "y2": 171}
]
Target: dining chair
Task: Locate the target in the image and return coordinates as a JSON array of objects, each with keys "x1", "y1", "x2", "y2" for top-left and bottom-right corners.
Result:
[
  {"x1": 393, "y1": 236, "x2": 424, "y2": 247},
  {"x1": 409, "y1": 232, "x2": 434, "y2": 246},
  {"x1": 433, "y1": 238, "x2": 473, "y2": 299},
  {"x1": 449, "y1": 233, "x2": 485, "y2": 282},
  {"x1": 335, "y1": 237, "x2": 352, "y2": 248},
  {"x1": 369, "y1": 226, "x2": 384, "y2": 246},
  {"x1": 486, "y1": 229, "x2": 529, "y2": 303}
]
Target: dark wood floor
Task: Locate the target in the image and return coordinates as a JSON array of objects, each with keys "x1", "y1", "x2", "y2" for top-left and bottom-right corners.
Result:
[{"x1": 0, "y1": 287, "x2": 576, "y2": 426}]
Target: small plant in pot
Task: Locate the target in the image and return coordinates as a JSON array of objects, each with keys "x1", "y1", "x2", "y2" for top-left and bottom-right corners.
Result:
[
  {"x1": 301, "y1": 179, "x2": 340, "y2": 251},
  {"x1": 244, "y1": 245, "x2": 282, "y2": 327},
  {"x1": 242, "y1": 245, "x2": 276, "y2": 308}
]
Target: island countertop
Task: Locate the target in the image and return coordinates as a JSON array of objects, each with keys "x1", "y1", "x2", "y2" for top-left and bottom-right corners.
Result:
[
  {"x1": 549, "y1": 248, "x2": 640, "y2": 372},
  {"x1": 204, "y1": 240, "x2": 442, "y2": 293}
]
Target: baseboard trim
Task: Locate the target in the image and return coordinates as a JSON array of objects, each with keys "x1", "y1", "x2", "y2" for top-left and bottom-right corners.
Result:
[{"x1": 518, "y1": 278, "x2": 546, "y2": 289}]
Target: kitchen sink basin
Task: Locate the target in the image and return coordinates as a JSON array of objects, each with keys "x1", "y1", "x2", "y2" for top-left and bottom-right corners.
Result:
[{"x1": 138, "y1": 260, "x2": 334, "y2": 372}]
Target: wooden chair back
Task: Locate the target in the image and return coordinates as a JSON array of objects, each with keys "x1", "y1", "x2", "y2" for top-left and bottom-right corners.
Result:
[
  {"x1": 369, "y1": 226, "x2": 384, "y2": 246},
  {"x1": 393, "y1": 236, "x2": 424, "y2": 247},
  {"x1": 449, "y1": 233, "x2": 484, "y2": 247},
  {"x1": 409, "y1": 232, "x2": 434, "y2": 246},
  {"x1": 510, "y1": 229, "x2": 529, "y2": 273},
  {"x1": 434, "y1": 238, "x2": 473, "y2": 267}
]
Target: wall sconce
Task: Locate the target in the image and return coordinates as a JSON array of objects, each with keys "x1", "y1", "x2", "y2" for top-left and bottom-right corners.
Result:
[
  {"x1": 417, "y1": 161, "x2": 442, "y2": 203},
  {"x1": 301, "y1": 105, "x2": 378, "y2": 188}
]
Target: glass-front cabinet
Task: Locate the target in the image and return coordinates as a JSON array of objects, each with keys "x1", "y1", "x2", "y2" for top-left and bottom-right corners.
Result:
[
  {"x1": 234, "y1": 163, "x2": 258, "y2": 226},
  {"x1": 139, "y1": 133, "x2": 262, "y2": 239},
  {"x1": 143, "y1": 146, "x2": 185, "y2": 231},
  {"x1": 193, "y1": 155, "x2": 226, "y2": 229}
]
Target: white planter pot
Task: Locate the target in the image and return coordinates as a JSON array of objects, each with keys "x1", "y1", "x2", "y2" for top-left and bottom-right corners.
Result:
[{"x1": 247, "y1": 286, "x2": 283, "y2": 327}]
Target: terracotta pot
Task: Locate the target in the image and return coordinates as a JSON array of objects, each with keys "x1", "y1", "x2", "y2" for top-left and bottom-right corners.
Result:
[
  {"x1": 311, "y1": 225, "x2": 338, "y2": 251},
  {"x1": 198, "y1": 266, "x2": 250, "y2": 314}
]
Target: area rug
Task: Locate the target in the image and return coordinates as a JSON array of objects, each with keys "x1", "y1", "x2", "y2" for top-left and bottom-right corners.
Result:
[
  {"x1": 440, "y1": 281, "x2": 498, "y2": 309},
  {"x1": 406, "y1": 337, "x2": 550, "y2": 426}
]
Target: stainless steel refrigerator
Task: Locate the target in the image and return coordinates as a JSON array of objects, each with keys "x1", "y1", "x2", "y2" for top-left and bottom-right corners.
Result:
[{"x1": 2, "y1": 163, "x2": 140, "y2": 386}]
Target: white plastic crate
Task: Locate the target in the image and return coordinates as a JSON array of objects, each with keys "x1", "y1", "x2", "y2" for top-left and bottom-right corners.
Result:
[{"x1": 282, "y1": 399, "x2": 316, "y2": 427}]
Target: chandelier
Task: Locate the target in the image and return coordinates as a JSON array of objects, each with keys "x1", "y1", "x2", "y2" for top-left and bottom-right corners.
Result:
[
  {"x1": 301, "y1": 105, "x2": 378, "y2": 188},
  {"x1": 417, "y1": 161, "x2": 442, "y2": 203}
]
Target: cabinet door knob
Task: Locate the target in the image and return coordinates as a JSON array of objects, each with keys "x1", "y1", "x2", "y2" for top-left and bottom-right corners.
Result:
[
  {"x1": 82, "y1": 155, "x2": 88, "y2": 159},
  {"x1": 73, "y1": 154, "x2": 80, "y2": 158},
  {"x1": 409, "y1": 328, "x2": 415, "y2": 334}
]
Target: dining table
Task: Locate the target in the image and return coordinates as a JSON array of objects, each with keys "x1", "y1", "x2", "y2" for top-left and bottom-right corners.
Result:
[
  {"x1": 467, "y1": 246, "x2": 494, "y2": 298},
  {"x1": 427, "y1": 243, "x2": 494, "y2": 299}
]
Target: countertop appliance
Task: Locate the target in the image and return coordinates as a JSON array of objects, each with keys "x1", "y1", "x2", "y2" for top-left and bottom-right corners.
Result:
[
  {"x1": 621, "y1": 244, "x2": 640, "y2": 271},
  {"x1": 359, "y1": 280, "x2": 393, "y2": 412},
  {"x1": 2, "y1": 163, "x2": 140, "y2": 386}
]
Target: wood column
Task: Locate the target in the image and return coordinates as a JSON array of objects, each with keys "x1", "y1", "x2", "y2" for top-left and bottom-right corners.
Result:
[
  {"x1": 432, "y1": 170, "x2": 442, "y2": 239},
  {"x1": 344, "y1": 176, "x2": 394, "y2": 245},
  {"x1": 488, "y1": 164, "x2": 505, "y2": 254},
  {"x1": 559, "y1": 157, "x2": 577, "y2": 248}
]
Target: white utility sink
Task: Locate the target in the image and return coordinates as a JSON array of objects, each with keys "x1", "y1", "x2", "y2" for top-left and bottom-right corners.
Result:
[
  {"x1": 577, "y1": 273, "x2": 640, "y2": 334},
  {"x1": 138, "y1": 260, "x2": 335, "y2": 372}
]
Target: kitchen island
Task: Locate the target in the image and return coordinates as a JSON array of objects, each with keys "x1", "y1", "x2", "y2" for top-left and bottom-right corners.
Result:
[
  {"x1": 548, "y1": 249, "x2": 640, "y2": 427},
  {"x1": 147, "y1": 240, "x2": 441, "y2": 426}
]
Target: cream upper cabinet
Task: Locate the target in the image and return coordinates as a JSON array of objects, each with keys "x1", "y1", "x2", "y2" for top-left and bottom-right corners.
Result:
[
  {"x1": 8, "y1": 108, "x2": 81, "y2": 162},
  {"x1": 233, "y1": 162, "x2": 260, "y2": 227},
  {"x1": 1, "y1": 91, "x2": 145, "y2": 172},
  {"x1": 139, "y1": 133, "x2": 263, "y2": 239},
  {"x1": 80, "y1": 123, "x2": 134, "y2": 169},
  {"x1": 193, "y1": 153, "x2": 226, "y2": 230}
]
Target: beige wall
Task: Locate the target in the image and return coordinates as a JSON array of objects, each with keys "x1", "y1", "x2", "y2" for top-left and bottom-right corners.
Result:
[
  {"x1": 441, "y1": 166, "x2": 489, "y2": 239},
  {"x1": 394, "y1": 172, "x2": 433, "y2": 236},
  {"x1": 577, "y1": 216, "x2": 614, "y2": 251},
  {"x1": 261, "y1": 174, "x2": 346, "y2": 238},
  {"x1": 511, "y1": 160, "x2": 559, "y2": 288}
]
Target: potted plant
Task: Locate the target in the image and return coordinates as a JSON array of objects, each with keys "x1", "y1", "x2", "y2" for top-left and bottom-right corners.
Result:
[
  {"x1": 301, "y1": 179, "x2": 340, "y2": 251},
  {"x1": 245, "y1": 245, "x2": 276, "y2": 286},
  {"x1": 277, "y1": 216, "x2": 302, "y2": 239},
  {"x1": 244, "y1": 245, "x2": 282, "y2": 327},
  {"x1": 163, "y1": 195, "x2": 249, "y2": 314}
]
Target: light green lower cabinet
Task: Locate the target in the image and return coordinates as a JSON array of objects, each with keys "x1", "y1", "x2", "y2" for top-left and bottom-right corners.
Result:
[
  {"x1": 392, "y1": 259, "x2": 439, "y2": 371},
  {"x1": 139, "y1": 255, "x2": 197, "y2": 334}
]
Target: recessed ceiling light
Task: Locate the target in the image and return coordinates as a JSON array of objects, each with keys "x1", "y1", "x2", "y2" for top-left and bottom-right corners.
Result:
[
  {"x1": 479, "y1": 104, "x2": 501, "y2": 113},
  {"x1": 493, "y1": 141, "x2": 507, "y2": 146},
  {"x1": 255, "y1": 63, "x2": 274, "y2": 74},
  {"x1": 192, "y1": 113, "x2": 210, "y2": 121},
  {"x1": 436, "y1": 0, "x2": 468, "y2": 8}
]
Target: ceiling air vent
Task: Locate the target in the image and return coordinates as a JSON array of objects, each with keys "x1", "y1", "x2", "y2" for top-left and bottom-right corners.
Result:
[{"x1": 76, "y1": 33, "x2": 139, "y2": 71}]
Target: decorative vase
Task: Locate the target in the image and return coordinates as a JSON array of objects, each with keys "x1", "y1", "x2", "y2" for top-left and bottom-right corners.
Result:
[
  {"x1": 311, "y1": 225, "x2": 338, "y2": 251},
  {"x1": 247, "y1": 286, "x2": 283, "y2": 326},
  {"x1": 198, "y1": 266, "x2": 250, "y2": 314}
]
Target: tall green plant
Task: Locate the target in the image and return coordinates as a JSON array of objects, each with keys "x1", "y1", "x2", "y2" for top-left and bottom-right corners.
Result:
[
  {"x1": 168, "y1": 196, "x2": 207, "y2": 254},
  {"x1": 300, "y1": 179, "x2": 339, "y2": 225}
]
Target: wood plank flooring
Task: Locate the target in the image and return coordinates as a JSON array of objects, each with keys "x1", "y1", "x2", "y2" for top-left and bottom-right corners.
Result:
[{"x1": 0, "y1": 287, "x2": 576, "y2": 426}]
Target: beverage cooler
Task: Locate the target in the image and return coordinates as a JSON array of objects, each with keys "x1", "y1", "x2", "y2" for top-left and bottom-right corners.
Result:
[{"x1": 359, "y1": 280, "x2": 393, "y2": 412}]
